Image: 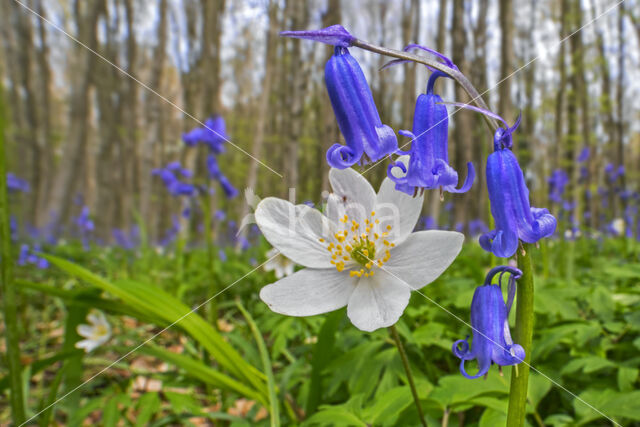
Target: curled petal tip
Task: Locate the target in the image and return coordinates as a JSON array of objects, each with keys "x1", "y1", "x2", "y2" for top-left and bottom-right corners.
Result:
[{"x1": 280, "y1": 25, "x2": 355, "y2": 47}]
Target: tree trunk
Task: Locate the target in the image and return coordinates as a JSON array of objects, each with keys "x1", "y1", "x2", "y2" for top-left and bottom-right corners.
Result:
[
  {"x1": 451, "y1": 0, "x2": 473, "y2": 230},
  {"x1": 499, "y1": 0, "x2": 515, "y2": 123},
  {"x1": 139, "y1": 0, "x2": 168, "y2": 240},
  {"x1": 47, "y1": 0, "x2": 103, "y2": 225},
  {"x1": 240, "y1": 0, "x2": 279, "y2": 228},
  {"x1": 33, "y1": 0, "x2": 55, "y2": 228}
]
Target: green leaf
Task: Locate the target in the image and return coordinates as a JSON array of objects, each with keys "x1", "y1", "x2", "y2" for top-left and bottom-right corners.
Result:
[
  {"x1": 43, "y1": 254, "x2": 268, "y2": 403},
  {"x1": 306, "y1": 310, "x2": 342, "y2": 414},
  {"x1": 139, "y1": 344, "x2": 267, "y2": 407},
  {"x1": 574, "y1": 389, "x2": 640, "y2": 423},
  {"x1": 135, "y1": 392, "x2": 161, "y2": 426},
  {"x1": 363, "y1": 386, "x2": 413, "y2": 425},
  {"x1": 304, "y1": 407, "x2": 368, "y2": 427},
  {"x1": 236, "y1": 301, "x2": 280, "y2": 427},
  {"x1": 617, "y1": 366, "x2": 638, "y2": 392}
]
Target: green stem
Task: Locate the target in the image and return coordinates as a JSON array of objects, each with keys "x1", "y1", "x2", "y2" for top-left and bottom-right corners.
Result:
[
  {"x1": 0, "y1": 85, "x2": 26, "y2": 423},
  {"x1": 389, "y1": 325, "x2": 427, "y2": 427},
  {"x1": 506, "y1": 243, "x2": 535, "y2": 427}
]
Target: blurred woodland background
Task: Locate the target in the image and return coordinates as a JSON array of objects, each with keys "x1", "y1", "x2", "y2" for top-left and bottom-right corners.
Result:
[{"x1": 1, "y1": 0, "x2": 639, "y2": 242}]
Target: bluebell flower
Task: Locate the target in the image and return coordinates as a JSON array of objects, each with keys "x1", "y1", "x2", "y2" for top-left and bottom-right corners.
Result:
[
  {"x1": 206, "y1": 154, "x2": 238, "y2": 198},
  {"x1": 453, "y1": 266, "x2": 524, "y2": 379},
  {"x1": 214, "y1": 210, "x2": 226, "y2": 221},
  {"x1": 323, "y1": 47, "x2": 397, "y2": 168},
  {"x1": 182, "y1": 116, "x2": 227, "y2": 153},
  {"x1": 153, "y1": 163, "x2": 196, "y2": 197},
  {"x1": 469, "y1": 219, "x2": 489, "y2": 237},
  {"x1": 76, "y1": 206, "x2": 95, "y2": 232},
  {"x1": 476, "y1": 115, "x2": 556, "y2": 258},
  {"x1": 547, "y1": 169, "x2": 569, "y2": 203},
  {"x1": 218, "y1": 249, "x2": 227, "y2": 262},
  {"x1": 387, "y1": 52, "x2": 474, "y2": 196},
  {"x1": 18, "y1": 244, "x2": 49, "y2": 269},
  {"x1": 112, "y1": 227, "x2": 139, "y2": 250},
  {"x1": 421, "y1": 216, "x2": 437, "y2": 230},
  {"x1": 6, "y1": 173, "x2": 29, "y2": 193},
  {"x1": 577, "y1": 147, "x2": 590, "y2": 162}
]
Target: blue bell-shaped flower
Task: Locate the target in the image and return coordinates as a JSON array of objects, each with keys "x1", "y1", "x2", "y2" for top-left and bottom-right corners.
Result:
[
  {"x1": 479, "y1": 116, "x2": 556, "y2": 257},
  {"x1": 453, "y1": 266, "x2": 525, "y2": 379},
  {"x1": 386, "y1": 47, "x2": 474, "y2": 196},
  {"x1": 324, "y1": 47, "x2": 398, "y2": 168}
]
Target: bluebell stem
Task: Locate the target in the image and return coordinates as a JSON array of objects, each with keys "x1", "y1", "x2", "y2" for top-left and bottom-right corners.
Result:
[
  {"x1": 453, "y1": 266, "x2": 524, "y2": 379},
  {"x1": 387, "y1": 49, "x2": 474, "y2": 196},
  {"x1": 182, "y1": 116, "x2": 227, "y2": 153}
]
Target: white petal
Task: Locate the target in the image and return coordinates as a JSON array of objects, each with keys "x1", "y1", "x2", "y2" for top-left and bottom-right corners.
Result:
[
  {"x1": 375, "y1": 175, "x2": 423, "y2": 245},
  {"x1": 260, "y1": 268, "x2": 357, "y2": 317},
  {"x1": 384, "y1": 230, "x2": 464, "y2": 290},
  {"x1": 329, "y1": 168, "x2": 376, "y2": 225},
  {"x1": 77, "y1": 324, "x2": 94, "y2": 339},
  {"x1": 347, "y1": 269, "x2": 411, "y2": 332},
  {"x1": 75, "y1": 339, "x2": 98, "y2": 353},
  {"x1": 256, "y1": 198, "x2": 335, "y2": 268}
]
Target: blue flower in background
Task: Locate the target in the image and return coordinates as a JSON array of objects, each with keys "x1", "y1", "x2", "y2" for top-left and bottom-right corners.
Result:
[
  {"x1": 6, "y1": 173, "x2": 29, "y2": 193},
  {"x1": 453, "y1": 266, "x2": 524, "y2": 379},
  {"x1": 478, "y1": 115, "x2": 556, "y2": 258},
  {"x1": 206, "y1": 154, "x2": 237, "y2": 198},
  {"x1": 18, "y1": 244, "x2": 49, "y2": 269},
  {"x1": 76, "y1": 206, "x2": 94, "y2": 249},
  {"x1": 469, "y1": 219, "x2": 489, "y2": 237},
  {"x1": 152, "y1": 163, "x2": 196, "y2": 197},
  {"x1": 388, "y1": 49, "x2": 473, "y2": 196},
  {"x1": 112, "y1": 226, "x2": 140, "y2": 250},
  {"x1": 577, "y1": 147, "x2": 590, "y2": 162},
  {"x1": 547, "y1": 169, "x2": 569, "y2": 203},
  {"x1": 182, "y1": 116, "x2": 227, "y2": 153},
  {"x1": 76, "y1": 206, "x2": 95, "y2": 232}
]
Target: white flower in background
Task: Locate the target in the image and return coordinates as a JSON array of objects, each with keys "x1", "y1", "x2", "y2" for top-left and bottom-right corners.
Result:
[
  {"x1": 76, "y1": 310, "x2": 112, "y2": 353},
  {"x1": 256, "y1": 158, "x2": 464, "y2": 332},
  {"x1": 611, "y1": 218, "x2": 625, "y2": 236},
  {"x1": 264, "y1": 247, "x2": 295, "y2": 279}
]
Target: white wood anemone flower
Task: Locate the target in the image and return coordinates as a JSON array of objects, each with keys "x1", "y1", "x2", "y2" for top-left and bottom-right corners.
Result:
[
  {"x1": 75, "y1": 310, "x2": 112, "y2": 353},
  {"x1": 264, "y1": 247, "x2": 295, "y2": 279},
  {"x1": 256, "y1": 159, "x2": 464, "y2": 332}
]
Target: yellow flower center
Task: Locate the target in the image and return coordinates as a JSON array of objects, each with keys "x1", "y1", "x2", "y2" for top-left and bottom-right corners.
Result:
[{"x1": 320, "y1": 211, "x2": 395, "y2": 278}]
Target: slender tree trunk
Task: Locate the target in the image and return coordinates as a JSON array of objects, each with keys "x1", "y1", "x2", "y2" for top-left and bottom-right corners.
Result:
[
  {"x1": 241, "y1": 0, "x2": 279, "y2": 227},
  {"x1": 140, "y1": 0, "x2": 168, "y2": 240},
  {"x1": 451, "y1": 0, "x2": 472, "y2": 230},
  {"x1": 554, "y1": 1, "x2": 568, "y2": 173},
  {"x1": 471, "y1": 0, "x2": 489, "y2": 226},
  {"x1": 33, "y1": 0, "x2": 55, "y2": 228},
  {"x1": 499, "y1": 0, "x2": 515, "y2": 123},
  {"x1": 12, "y1": 1, "x2": 40, "y2": 224},
  {"x1": 615, "y1": 5, "x2": 626, "y2": 216},
  {"x1": 47, "y1": 0, "x2": 103, "y2": 225}
]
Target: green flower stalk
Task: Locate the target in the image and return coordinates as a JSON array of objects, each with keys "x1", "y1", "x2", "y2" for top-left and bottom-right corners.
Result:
[{"x1": 0, "y1": 85, "x2": 26, "y2": 423}]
